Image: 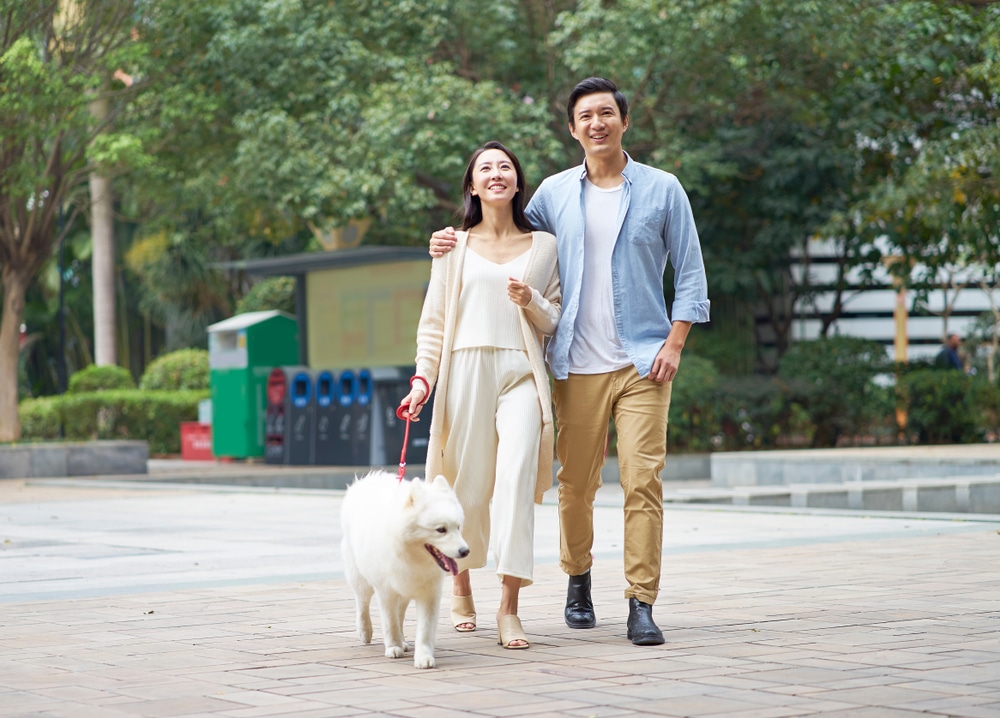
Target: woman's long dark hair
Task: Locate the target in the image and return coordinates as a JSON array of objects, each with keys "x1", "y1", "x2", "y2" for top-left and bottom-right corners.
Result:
[{"x1": 459, "y1": 141, "x2": 534, "y2": 232}]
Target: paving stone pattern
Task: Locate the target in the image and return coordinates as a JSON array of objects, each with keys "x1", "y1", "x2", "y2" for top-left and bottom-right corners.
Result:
[{"x1": 1, "y1": 479, "x2": 999, "y2": 717}]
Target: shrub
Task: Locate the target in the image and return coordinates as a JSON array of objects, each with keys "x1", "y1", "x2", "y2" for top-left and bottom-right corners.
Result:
[
  {"x1": 668, "y1": 354, "x2": 720, "y2": 452},
  {"x1": 901, "y1": 369, "x2": 991, "y2": 444},
  {"x1": 667, "y1": 359, "x2": 804, "y2": 453},
  {"x1": 710, "y1": 375, "x2": 799, "y2": 451},
  {"x1": 777, "y1": 336, "x2": 894, "y2": 447},
  {"x1": 236, "y1": 276, "x2": 296, "y2": 315},
  {"x1": 19, "y1": 389, "x2": 208, "y2": 454},
  {"x1": 17, "y1": 397, "x2": 62, "y2": 440},
  {"x1": 140, "y1": 348, "x2": 209, "y2": 391},
  {"x1": 67, "y1": 364, "x2": 136, "y2": 393}
]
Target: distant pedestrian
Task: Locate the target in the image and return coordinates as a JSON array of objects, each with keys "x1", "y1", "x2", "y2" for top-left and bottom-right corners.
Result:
[{"x1": 935, "y1": 333, "x2": 964, "y2": 371}]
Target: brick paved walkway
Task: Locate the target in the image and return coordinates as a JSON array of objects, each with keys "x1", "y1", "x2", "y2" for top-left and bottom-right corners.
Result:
[{"x1": 2, "y1": 478, "x2": 999, "y2": 717}]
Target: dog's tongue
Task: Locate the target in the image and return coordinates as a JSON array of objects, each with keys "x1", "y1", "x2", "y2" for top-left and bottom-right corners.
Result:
[{"x1": 425, "y1": 544, "x2": 459, "y2": 575}]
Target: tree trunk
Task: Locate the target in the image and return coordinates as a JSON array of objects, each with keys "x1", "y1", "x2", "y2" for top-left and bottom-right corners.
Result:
[
  {"x1": 0, "y1": 269, "x2": 29, "y2": 442},
  {"x1": 89, "y1": 94, "x2": 117, "y2": 367}
]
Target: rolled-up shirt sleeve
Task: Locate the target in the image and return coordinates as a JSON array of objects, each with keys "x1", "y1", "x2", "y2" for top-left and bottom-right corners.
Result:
[{"x1": 665, "y1": 181, "x2": 711, "y2": 324}]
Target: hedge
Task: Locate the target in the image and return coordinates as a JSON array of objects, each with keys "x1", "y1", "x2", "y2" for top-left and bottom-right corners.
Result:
[
  {"x1": 667, "y1": 345, "x2": 999, "y2": 452},
  {"x1": 669, "y1": 373, "x2": 804, "y2": 453},
  {"x1": 19, "y1": 389, "x2": 209, "y2": 455},
  {"x1": 67, "y1": 364, "x2": 136, "y2": 393},
  {"x1": 777, "y1": 336, "x2": 895, "y2": 447},
  {"x1": 139, "y1": 348, "x2": 209, "y2": 391},
  {"x1": 899, "y1": 369, "x2": 997, "y2": 444}
]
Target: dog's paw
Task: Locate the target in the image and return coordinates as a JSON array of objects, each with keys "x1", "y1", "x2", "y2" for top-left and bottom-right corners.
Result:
[
  {"x1": 385, "y1": 645, "x2": 407, "y2": 659},
  {"x1": 358, "y1": 627, "x2": 372, "y2": 644},
  {"x1": 413, "y1": 653, "x2": 436, "y2": 669}
]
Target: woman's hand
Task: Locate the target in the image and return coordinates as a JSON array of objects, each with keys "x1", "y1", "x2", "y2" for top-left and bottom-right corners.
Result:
[
  {"x1": 398, "y1": 387, "x2": 427, "y2": 420},
  {"x1": 507, "y1": 278, "x2": 532, "y2": 307}
]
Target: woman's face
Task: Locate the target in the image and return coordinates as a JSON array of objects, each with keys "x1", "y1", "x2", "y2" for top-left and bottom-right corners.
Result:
[{"x1": 469, "y1": 148, "x2": 519, "y2": 206}]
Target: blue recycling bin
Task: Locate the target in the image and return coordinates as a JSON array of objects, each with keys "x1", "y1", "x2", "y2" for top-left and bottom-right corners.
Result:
[
  {"x1": 327, "y1": 369, "x2": 368, "y2": 466},
  {"x1": 313, "y1": 370, "x2": 345, "y2": 465},
  {"x1": 286, "y1": 367, "x2": 314, "y2": 465},
  {"x1": 351, "y1": 369, "x2": 373, "y2": 465}
]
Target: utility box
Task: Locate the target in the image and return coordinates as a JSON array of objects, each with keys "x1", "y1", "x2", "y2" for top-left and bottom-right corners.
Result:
[{"x1": 208, "y1": 311, "x2": 298, "y2": 459}]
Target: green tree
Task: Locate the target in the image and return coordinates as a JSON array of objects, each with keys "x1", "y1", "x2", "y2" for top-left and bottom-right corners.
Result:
[
  {"x1": 115, "y1": 0, "x2": 565, "y2": 340},
  {"x1": 0, "y1": 0, "x2": 144, "y2": 440},
  {"x1": 235, "y1": 277, "x2": 295, "y2": 315},
  {"x1": 831, "y1": 2, "x2": 1000, "y2": 324}
]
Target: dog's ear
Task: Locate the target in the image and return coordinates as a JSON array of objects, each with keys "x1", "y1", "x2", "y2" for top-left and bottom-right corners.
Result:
[
  {"x1": 431, "y1": 474, "x2": 452, "y2": 491},
  {"x1": 405, "y1": 477, "x2": 425, "y2": 508}
]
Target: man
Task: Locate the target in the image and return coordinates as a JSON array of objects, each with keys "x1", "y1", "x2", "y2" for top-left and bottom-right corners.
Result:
[
  {"x1": 431, "y1": 77, "x2": 710, "y2": 645},
  {"x1": 935, "y1": 333, "x2": 964, "y2": 371}
]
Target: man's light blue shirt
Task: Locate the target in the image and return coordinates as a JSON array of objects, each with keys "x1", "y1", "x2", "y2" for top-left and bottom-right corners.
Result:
[{"x1": 525, "y1": 153, "x2": 711, "y2": 380}]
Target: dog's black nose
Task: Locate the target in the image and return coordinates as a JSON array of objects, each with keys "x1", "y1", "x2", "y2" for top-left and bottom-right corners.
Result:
[{"x1": 459, "y1": 547, "x2": 470, "y2": 558}]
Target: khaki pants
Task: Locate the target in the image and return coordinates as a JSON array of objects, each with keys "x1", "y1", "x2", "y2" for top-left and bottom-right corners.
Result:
[{"x1": 553, "y1": 366, "x2": 671, "y2": 604}]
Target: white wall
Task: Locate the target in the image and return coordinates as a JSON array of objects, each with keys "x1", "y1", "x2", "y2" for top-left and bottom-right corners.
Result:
[{"x1": 788, "y1": 238, "x2": 999, "y2": 361}]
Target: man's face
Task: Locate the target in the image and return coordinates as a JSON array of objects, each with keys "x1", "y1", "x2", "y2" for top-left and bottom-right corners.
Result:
[
  {"x1": 568, "y1": 91, "x2": 628, "y2": 160},
  {"x1": 949, "y1": 335, "x2": 962, "y2": 350}
]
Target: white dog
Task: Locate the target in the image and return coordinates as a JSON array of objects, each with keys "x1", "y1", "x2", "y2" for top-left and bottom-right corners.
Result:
[{"x1": 341, "y1": 470, "x2": 468, "y2": 669}]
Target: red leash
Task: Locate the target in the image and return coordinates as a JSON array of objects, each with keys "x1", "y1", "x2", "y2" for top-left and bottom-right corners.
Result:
[
  {"x1": 394, "y1": 404, "x2": 412, "y2": 482},
  {"x1": 395, "y1": 375, "x2": 430, "y2": 482}
]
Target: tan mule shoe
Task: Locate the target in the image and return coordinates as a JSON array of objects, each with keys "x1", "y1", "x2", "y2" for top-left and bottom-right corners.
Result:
[
  {"x1": 451, "y1": 594, "x2": 476, "y2": 632},
  {"x1": 497, "y1": 614, "x2": 530, "y2": 649}
]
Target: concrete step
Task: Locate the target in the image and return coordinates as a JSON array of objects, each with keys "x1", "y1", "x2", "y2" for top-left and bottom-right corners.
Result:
[
  {"x1": 710, "y1": 444, "x2": 1000, "y2": 487},
  {"x1": 663, "y1": 474, "x2": 1000, "y2": 514}
]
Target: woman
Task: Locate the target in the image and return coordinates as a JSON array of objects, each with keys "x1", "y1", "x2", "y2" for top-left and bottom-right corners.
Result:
[{"x1": 399, "y1": 141, "x2": 561, "y2": 650}]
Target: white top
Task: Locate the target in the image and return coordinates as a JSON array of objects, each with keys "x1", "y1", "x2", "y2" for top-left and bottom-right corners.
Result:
[
  {"x1": 569, "y1": 179, "x2": 632, "y2": 374},
  {"x1": 453, "y1": 247, "x2": 529, "y2": 351}
]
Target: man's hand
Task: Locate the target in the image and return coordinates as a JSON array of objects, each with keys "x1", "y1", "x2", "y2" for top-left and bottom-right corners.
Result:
[
  {"x1": 649, "y1": 321, "x2": 692, "y2": 383},
  {"x1": 429, "y1": 226, "x2": 458, "y2": 258},
  {"x1": 507, "y1": 278, "x2": 532, "y2": 307},
  {"x1": 649, "y1": 343, "x2": 682, "y2": 383}
]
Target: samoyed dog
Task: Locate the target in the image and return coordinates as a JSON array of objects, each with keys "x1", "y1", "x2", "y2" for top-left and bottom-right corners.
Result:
[{"x1": 341, "y1": 470, "x2": 468, "y2": 669}]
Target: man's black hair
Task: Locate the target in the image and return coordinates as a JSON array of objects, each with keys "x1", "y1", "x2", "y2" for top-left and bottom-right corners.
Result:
[{"x1": 567, "y1": 77, "x2": 629, "y2": 125}]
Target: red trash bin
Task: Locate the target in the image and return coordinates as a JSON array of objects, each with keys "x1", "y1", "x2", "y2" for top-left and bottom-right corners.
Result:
[{"x1": 180, "y1": 422, "x2": 213, "y2": 460}]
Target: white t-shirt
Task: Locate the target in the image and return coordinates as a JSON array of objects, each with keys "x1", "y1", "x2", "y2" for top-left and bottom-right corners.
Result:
[{"x1": 568, "y1": 179, "x2": 632, "y2": 374}]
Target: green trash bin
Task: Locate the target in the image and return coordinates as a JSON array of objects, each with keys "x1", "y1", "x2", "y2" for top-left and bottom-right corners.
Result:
[{"x1": 208, "y1": 310, "x2": 299, "y2": 459}]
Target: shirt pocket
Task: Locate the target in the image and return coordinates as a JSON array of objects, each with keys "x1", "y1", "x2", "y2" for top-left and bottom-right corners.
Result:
[{"x1": 627, "y1": 210, "x2": 663, "y2": 245}]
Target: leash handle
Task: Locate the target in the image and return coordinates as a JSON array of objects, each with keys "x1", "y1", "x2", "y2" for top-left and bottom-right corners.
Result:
[
  {"x1": 395, "y1": 375, "x2": 430, "y2": 482},
  {"x1": 410, "y1": 375, "x2": 430, "y2": 400}
]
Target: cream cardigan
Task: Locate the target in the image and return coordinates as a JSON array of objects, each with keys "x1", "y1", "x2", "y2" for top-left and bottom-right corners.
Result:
[{"x1": 415, "y1": 230, "x2": 562, "y2": 503}]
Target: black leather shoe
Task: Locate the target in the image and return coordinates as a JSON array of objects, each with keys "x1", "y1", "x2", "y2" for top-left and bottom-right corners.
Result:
[
  {"x1": 564, "y1": 571, "x2": 596, "y2": 628},
  {"x1": 627, "y1": 597, "x2": 665, "y2": 646}
]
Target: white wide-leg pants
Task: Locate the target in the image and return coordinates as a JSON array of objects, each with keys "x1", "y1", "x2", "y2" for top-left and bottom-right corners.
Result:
[{"x1": 443, "y1": 347, "x2": 540, "y2": 585}]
